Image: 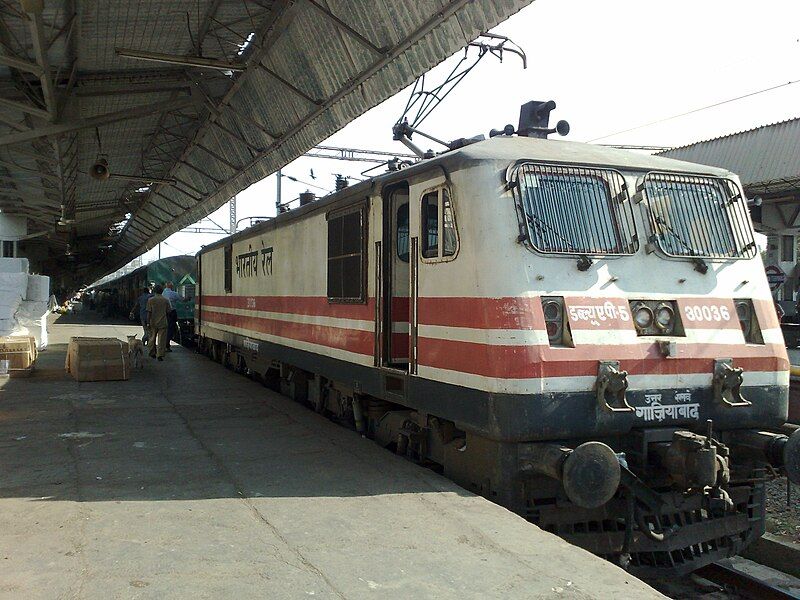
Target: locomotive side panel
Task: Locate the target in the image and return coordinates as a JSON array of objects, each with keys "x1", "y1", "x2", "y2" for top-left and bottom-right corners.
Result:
[{"x1": 197, "y1": 200, "x2": 379, "y2": 392}]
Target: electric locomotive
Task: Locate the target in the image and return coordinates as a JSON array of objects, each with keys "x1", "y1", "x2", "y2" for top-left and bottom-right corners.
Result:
[{"x1": 195, "y1": 101, "x2": 799, "y2": 577}]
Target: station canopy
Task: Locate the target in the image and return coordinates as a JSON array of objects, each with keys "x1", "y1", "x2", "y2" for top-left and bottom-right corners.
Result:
[
  {"x1": 0, "y1": 0, "x2": 531, "y2": 286},
  {"x1": 658, "y1": 118, "x2": 800, "y2": 199}
]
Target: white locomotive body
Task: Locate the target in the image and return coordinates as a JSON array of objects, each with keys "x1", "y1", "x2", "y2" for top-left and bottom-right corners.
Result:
[{"x1": 196, "y1": 135, "x2": 797, "y2": 576}]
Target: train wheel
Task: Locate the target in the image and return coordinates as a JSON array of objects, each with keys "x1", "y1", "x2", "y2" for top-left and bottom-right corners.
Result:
[
  {"x1": 209, "y1": 342, "x2": 222, "y2": 363},
  {"x1": 236, "y1": 356, "x2": 247, "y2": 375},
  {"x1": 262, "y1": 368, "x2": 280, "y2": 392},
  {"x1": 222, "y1": 350, "x2": 231, "y2": 369}
]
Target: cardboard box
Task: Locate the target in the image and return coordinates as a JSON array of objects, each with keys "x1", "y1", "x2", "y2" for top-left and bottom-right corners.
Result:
[
  {"x1": 0, "y1": 336, "x2": 36, "y2": 370},
  {"x1": 65, "y1": 337, "x2": 130, "y2": 382}
]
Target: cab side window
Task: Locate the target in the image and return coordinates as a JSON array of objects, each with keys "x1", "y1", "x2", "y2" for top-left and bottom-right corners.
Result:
[
  {"x1": 223, "y1": 244, "x2": 233, "y2": 293},
  {"x1": 396, "y1": 202, "x2": 409, "y2": 262},
  {"x1": 421, "y1": 187, "x2": 458, "y2": 260},
  {"x1": 327, "y1": 204, "x2": 367, "y2": 303},
  {"x1": 442, "y1": 188, "x2": 456, "y2": 257},
  {"x1": 421, "y1": 193, "x2": 438, "y2": 258}
]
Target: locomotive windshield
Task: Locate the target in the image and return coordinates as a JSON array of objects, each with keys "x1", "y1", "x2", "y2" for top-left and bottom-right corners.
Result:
[
  {"x1": 514, "y1": 163, "x2": 638, "y2": 256},
  {"x1": 642, "y1": 172, "x2": 757, "y2": 259}
]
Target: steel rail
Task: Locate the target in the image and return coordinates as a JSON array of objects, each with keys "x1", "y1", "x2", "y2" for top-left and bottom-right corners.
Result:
[{"x1": 696, "y1": 562, "x2": 799, "y2": 600}]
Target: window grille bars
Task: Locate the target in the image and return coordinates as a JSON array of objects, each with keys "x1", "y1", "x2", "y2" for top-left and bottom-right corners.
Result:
[
  {"x1": 513, "y1": 163, "x2": 638, "y2": 256},
  {"x1": 641, "y1": 173, "x2": 756, "y2": 260}
]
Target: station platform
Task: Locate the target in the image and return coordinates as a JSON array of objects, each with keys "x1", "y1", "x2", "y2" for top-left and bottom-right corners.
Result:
[{"x1": 0, "y1": 310, "x2": 661, "y2": 599}]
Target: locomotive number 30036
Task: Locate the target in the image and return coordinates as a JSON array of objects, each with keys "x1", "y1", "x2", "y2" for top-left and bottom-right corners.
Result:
[{"x1": 682, "y1": 304, "x2": 731, "y2": 322}]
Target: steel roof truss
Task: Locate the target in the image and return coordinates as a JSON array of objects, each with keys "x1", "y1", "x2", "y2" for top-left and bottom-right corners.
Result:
[
  {"x1": 0, "y1": 96, "x2": 197, "y2": 147},
  {"x1": 152, "y1": 189, "x2": 190, "y2": 211},
  {"x1": 0, "y1": 96, "x2": 49, "y2": 120},
  {"x1": 256, "y1": 64, "x2": 320, "y2": 106},
  {"x1": 210, "y1": 119, "x2": 261, "y2": 153},
  {"x1": 193, "y1": 140, "x2": 242, "y2": 172},
  {"x1": 24, "y1": 5, "x2": 57, "y2": 121},
  {"x1": 141, "y1": 202, "x2": 177, "y2": 221},
  {"x1": 0, "y1": 52, "x2": 42, "y2": 76},
  {"x1": 0, "y1": 158, "x2": 57, "y2": 182},
  {"x1": 304, "y1": 0, "x2": 384, "y2": 56},
  {"x1": 225, "y1": 105, "x2": 278, "y2": 139},
  {"x1": 178, "y1": 158, "x2": 222, "y2": 184},
  {"x1": 46, "y1": 11, "x2": 77, "y2": 52}
]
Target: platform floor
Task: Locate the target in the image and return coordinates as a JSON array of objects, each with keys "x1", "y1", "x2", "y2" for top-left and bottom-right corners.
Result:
[{"x1": 0, "y1": 310, "x2": 661, "y2": 599}]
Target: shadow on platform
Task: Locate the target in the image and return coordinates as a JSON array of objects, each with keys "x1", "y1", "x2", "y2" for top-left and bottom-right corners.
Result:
[
  {"x1": 52, "y1": 308, "x2": 136, "y2": 327},
  {"x1": 0, "y1": 330, "x2": 461, "y2": 505}
]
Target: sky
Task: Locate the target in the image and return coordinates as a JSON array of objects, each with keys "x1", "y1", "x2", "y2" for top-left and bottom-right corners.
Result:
[{"x1": 133, "y1": 0, "x2": 800, "y2": 267}]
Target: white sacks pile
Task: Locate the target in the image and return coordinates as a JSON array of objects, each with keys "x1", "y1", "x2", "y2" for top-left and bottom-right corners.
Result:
[{"x1": 0, "y1": 257, "x2": 50, "y2": 349}]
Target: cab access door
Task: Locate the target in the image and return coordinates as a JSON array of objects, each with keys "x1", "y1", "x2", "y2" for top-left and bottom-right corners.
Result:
[{"x1": 380, "y1": 182, "x2": 412, "y2": 370}]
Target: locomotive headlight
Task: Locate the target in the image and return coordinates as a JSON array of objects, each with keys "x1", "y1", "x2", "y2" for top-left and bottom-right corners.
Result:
[
  {"x1": 629, "y1": 299, "x2": 681, "y2": 336},
  {"x1": 633, "y1": 304, "x2": 654, "y2": 329},
  {"x1": 735, "y1": 300, "x2": 753, "y2": 337},
  {"x1": 542, "y1": 299, "x2": 562, "y2": 322},
  {"x1": 655, "y1": 303, "x2": 674, "y2": 331},
  {"x1": 541, "y1": 297, "x2": 569, "y2": 346},
  {"x1": 545, "y1": 320, "x2": 562, "y2": 340}
]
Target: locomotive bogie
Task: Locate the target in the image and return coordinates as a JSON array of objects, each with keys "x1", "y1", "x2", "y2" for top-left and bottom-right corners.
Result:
[{"x1": 195, "y1": 136, "x2": 791, "y2": 575}]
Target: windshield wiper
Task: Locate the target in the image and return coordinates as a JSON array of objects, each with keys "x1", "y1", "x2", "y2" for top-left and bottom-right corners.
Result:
[
  {"x1": 654, "y1": 216, "x2": 708, "y2": 274},
  {"x1": 526, "y1": 213, "x2": 577, "y2": 251},
  {"x1": 525, "y1": 213, "x2": 594, "y2": 271}
]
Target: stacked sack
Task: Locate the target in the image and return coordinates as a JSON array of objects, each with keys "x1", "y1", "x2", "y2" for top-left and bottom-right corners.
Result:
[
  {"x1": 0, "y1": 258, "x2": 50, "y2": 349},
  {"x1": 21, "y1": 273, "x2": 49, "y2": 349},
  {"x1": 0, "y1": 258, "x2": 29, "y2": 336}
]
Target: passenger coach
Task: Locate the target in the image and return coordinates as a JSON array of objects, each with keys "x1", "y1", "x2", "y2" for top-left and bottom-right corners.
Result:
[{"x1": 196, "y1": 123, "x2": 799, "y2": 576}]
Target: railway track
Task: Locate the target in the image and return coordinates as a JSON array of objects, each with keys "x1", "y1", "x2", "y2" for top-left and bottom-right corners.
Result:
[{"x1": 693, "y1": 562, "x2": 800, "y2": 600}]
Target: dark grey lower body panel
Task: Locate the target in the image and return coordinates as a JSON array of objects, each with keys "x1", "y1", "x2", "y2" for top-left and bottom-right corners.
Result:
[{"x1": 199, "y1": 324, "x2": 789, "y2": 442}]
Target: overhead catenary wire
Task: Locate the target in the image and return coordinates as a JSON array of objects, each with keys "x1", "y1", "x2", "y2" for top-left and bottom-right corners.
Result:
[
  {"x1": 279, "y1": 171, "x2": 332, "y2": 194},
  {"x1": 588, "y1": 78, "x2": 800, "y2": 143},
  {"x1": 159, "y1": 240, "x2": 188, "y2": 256}
]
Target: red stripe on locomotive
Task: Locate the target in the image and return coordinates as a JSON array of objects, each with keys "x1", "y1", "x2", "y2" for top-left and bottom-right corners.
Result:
[
  {"x1": 201, "y1": 295, "x2": 373, "y2": 321},
  {"x1": 201, "y1": 309, "x2": 373, "y2": 355},
  {"x1": 417, "y1": 296, "x2": 544, "y2": 329},
  {"x1": 417, "y1": 337, "x2": 788, "y2": 379}
]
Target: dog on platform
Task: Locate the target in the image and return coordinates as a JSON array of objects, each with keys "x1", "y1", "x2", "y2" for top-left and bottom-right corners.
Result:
[{"x1": 127, "y1": 334, "x2": 144, "y2": 369}]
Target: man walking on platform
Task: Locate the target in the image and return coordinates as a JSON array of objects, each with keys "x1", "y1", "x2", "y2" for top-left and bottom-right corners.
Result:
[
  {"x1": 129, "y1": 287, "x2": 153, "y2": 346},
  {"x1": 162, "y1": 281, "x2": 180, "y2": 352},
  {"x1": 146, "y1": 284, "x2": 171, "y2": 361}
]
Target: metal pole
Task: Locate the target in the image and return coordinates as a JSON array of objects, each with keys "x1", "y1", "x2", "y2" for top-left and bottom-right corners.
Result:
[
  {"x1": 158, "y1": 242, "x2": 161, "y2": 260},
  {"x1": 276, "y1": 169, "x2": 282, "y2": 213}
]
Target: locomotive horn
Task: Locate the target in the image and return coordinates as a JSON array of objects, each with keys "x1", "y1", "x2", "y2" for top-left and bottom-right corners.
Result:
[
  {"x1": 90, "y1": 157, "x2": 110, "y2": 181},
  {"x1": 522, "y1": 441, "x2": 621, "y2": 509}
]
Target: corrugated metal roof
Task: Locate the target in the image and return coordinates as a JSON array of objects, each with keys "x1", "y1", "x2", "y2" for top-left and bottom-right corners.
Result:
[
  {"x1": 658, "y1": 117, "x2": 800, "y2": 193},
  {"x1": 0, "y1": 0, "x2": 533, "y2": 286}
]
